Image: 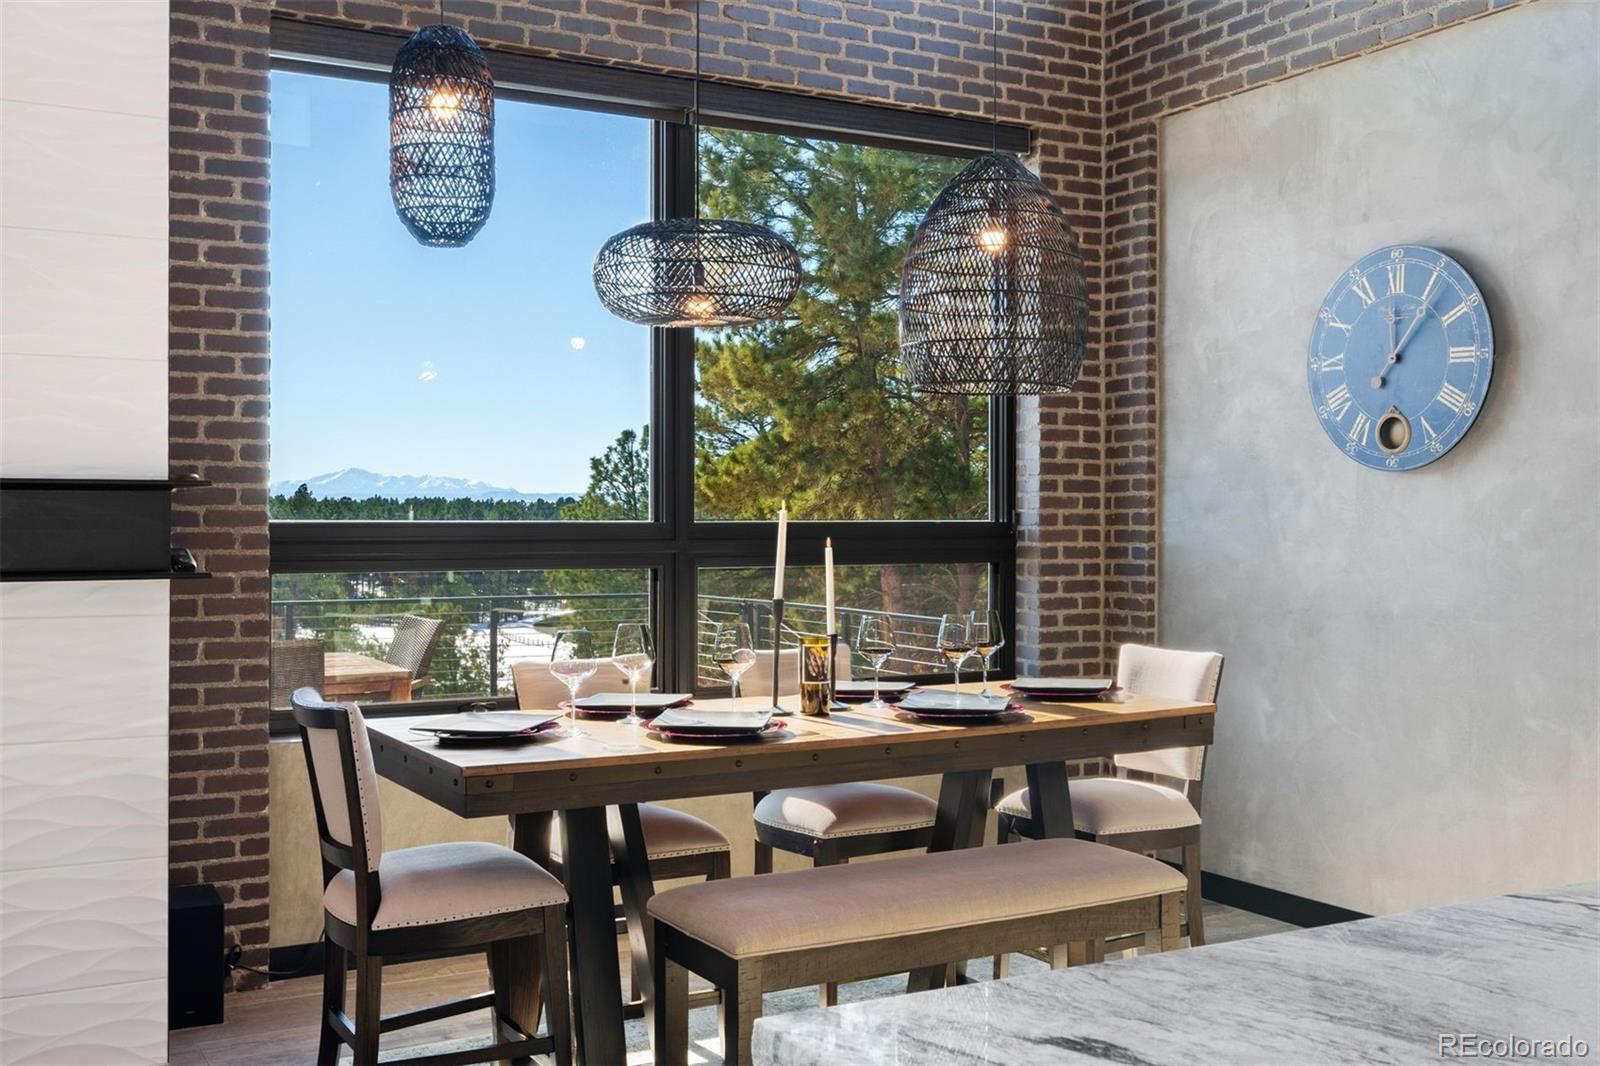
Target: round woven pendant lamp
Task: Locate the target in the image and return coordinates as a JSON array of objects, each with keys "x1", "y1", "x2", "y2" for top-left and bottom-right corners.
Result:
[
  {"x1": 389, "y1": 14, "x2": 495, "y2": 248},
  {"x1": 592, "y1": 1, "x2": 799, "y2": 328},
  {"x1": 593, "y1": 217, "x2": 800, "y2": 328},
  {"x1": 898, "y1": 2, "x2": 1087, "y2": 394}
]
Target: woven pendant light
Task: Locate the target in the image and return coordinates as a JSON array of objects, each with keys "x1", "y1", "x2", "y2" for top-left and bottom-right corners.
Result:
[
  {"x1": 389, "y1": 3, "x2": 495, "y2": 247},
  {"x1": 899, "y1": 1, "x2": 1087, "y2": 394},
  {"x1": 592, "y1": 1, "x2": 799, "y2": 327}
]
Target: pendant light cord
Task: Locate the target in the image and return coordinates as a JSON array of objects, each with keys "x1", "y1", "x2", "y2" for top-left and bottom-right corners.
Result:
[
  {"x1": 692, "y1": 0, "x2": 702, "y2": 221},
  {"x1": 990, "y1": 0, "x2": 998, "y2": 154}
]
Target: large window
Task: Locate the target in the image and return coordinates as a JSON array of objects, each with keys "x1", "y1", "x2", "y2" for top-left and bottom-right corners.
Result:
[
  {"x1": 695, "y1": 131, "x2": 988, "y2": 521},
  {"x1": 269, "y1": 70, "x2": 651, "y2": 521},
  {"x1": 267, "y1": 36, "x2": 1017, "y2": 726}
]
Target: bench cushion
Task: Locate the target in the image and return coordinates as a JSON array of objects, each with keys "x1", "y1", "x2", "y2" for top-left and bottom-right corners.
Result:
[{"x1": 648, "y1": 838, "x2": 1185, "y2": 958}]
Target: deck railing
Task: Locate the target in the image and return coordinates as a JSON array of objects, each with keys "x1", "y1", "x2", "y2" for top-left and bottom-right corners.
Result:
[{"x1": 273, "y1": 591, "x2": 948, "y2": 698}]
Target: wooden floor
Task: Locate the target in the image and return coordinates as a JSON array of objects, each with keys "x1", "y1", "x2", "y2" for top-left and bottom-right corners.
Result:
[{"x1": 170, "y1": 904, "x2": 1292, "y2": 1065}]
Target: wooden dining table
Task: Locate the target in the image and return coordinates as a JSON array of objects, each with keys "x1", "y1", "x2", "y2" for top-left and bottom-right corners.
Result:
[
  {"x1": 363, "y1": 682, "x2": 1215, "y2": 1064},
  {"x1": 322, "y1": 650, "x2": 413, "y2": 703}
]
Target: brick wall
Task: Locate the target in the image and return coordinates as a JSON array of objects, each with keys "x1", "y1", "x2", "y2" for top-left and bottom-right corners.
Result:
[
  {"x1": 1095, "y1": 0, "x2": 1526, "y2": 662},
  {"x1": 169, "y1": 0, "x2": 274, "y2": 989},
  {"x1": 167, "y1": 0, "x2": 1101, "y2": 988}
]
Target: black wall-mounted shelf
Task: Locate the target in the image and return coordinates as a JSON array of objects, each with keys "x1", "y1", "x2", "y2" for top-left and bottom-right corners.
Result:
[{"x1": 0, "y1": 476, "x2": 212, "y2": 583}]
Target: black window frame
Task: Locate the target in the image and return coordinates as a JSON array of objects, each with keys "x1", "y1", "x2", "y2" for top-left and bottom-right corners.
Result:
[{"x1": 266, "y1": 19, "x2": 1023, "y2": 725}]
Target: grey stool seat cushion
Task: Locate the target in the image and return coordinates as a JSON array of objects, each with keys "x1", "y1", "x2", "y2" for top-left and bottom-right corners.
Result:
[
  {"x1": 753, "y1": 783, "x2": 937, "y2": 840},
  {"x1": 649, "y1": 838, "x2": 1186, "y2": 959},
  {"x1": 550, "y1": 802, "x2": 730, "y2": 861},
  {"x1": 325, "y1": 840, "x2": 567, "y2": 931},
  {"x1": 997, "y1": 778, "x2": 1201, "y2": 835}
]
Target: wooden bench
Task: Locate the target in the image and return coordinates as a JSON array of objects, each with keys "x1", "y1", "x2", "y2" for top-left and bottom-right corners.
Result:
[{"x1": 648, "y1": 837, "x2": 1188, "y2": 1065}]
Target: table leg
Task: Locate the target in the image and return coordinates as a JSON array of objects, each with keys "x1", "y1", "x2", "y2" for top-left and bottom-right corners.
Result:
[
  {"x1": 908, "y1": 769, "x2": 992, "y2": 993},
  {"x1": 390, "y1": 676, "x2": 412, "y2": 701},
  {"x1": 507, "y1": 813, "x2": 555, "y2": 1038},
  {"x1": 607, "y1": 804, "x2": 657, "y2": 1043},
  {"x1": 559, "y1": 807, "x2": 626, "y2": 1065},
  {"x1": 1025, "y1": 760, "x2": 1074, "y2": 839}
]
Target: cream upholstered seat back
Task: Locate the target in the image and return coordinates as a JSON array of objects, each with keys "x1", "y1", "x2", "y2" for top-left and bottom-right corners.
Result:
[
  {"x1": 511, "y1": 658, "x2": 652, "y2": 710},
  {"x1": 740, "y1": 645, "x2": 852, "y2": 698},
  {"x1": 1111, "y1": 644, "x2": 1223, "y2": 782},
  {"x1": 293, "y1": 688, "x2": 384, "y2": 872}
]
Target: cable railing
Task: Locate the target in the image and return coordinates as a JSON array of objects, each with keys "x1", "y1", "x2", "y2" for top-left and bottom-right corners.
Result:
[{"x1": 273, "y1": 591, "x2": 952, "y2": 699}]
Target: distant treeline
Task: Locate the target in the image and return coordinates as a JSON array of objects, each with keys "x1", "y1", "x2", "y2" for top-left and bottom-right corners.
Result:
[{"x1": 271, "y1": 485, "x2": 579, "y2": 521}]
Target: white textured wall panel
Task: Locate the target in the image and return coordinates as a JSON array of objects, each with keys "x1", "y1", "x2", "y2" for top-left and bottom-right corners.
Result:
[
  {"x1": 0, "y1": 101, "x2": 166, "y2": 240},
  {"x1": 1, "y1": 227, "x2": 167, "y2": 361},
  {"x1": 0, "y1": 979, "x2": 167, "y2": 1065},
  {"x1": 0, "y1": 354, "x2": 168, "y2": 478},
  {"x1": 0, "y1": 0, "x2": 171, "y2": 1056},
  {"x1": 0, "y1": 1, "x2": 169, "y2": 118},
  {"x1": 0, "y1": 859, "x2": 167, "y2": 998}
]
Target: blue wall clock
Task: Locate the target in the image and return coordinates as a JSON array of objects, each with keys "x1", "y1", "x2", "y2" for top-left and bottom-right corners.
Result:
[{"x1": 1308, "y1": 245, "x2": 1493, "y2": 470}]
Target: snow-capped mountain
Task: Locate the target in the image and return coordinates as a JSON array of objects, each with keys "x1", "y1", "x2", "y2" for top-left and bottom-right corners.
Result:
[{"x1": 269, "y1": 468, "x2": 576, "y2": 502}]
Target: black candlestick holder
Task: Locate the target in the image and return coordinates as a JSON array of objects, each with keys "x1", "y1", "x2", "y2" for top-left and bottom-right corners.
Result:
[{"x1": 769, "y1": 597, "x2": 785, "y2": 713}]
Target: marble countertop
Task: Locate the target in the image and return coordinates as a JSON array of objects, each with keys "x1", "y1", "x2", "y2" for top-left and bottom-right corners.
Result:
[{"x1": 752, "y1": 883, "x2": 1599, "y2": 1065}]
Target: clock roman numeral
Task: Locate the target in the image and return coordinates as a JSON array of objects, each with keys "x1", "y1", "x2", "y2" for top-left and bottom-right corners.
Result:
[
  {"x1": 1350, "y1": 275, "x2": 1376, "y2": 306},
  {"x1": 1440, "y1": 302, "x2": 1468, "y2": 326},
  {"x1": 1320, "y1": 354, "x2": 1344, "y2": 373},
  {"x1": 1448, "y1": 346, "x2": 1477, "y2": 363},
  {"x1": 1436, "y1": 382, "x2": 1469, "y2": 413},
  {"x1": 1386, "y1": 262, "x2": 1405, "y2": 295},
  {"x1": 1420, "y1": 269, "x2": 1440, "y2": 302},
  {"x1": 1348, "y1": 411, "x2": 1370, "y2": 447},
  {"x1": 1325, "y1": 383, "x2": 1353, "y2": 420}
]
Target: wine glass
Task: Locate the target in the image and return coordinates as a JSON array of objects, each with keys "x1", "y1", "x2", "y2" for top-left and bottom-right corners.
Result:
[
  {"x1": 711, "y1": 621, "x2": 757, "y2": 701},
  {"x1": 968, "y1": 609, "x2": 1005, "y2": 697},
  {"x1": 937, "y1": 613, "x2": 974, "y2": 695},
  {"x1": 549, "y1": 629, "x2": 597, "y2": 738},
  {"x1": 856, "y1": 616, "x2": 897, "y2": 710},
  {"x1": 612, "y1": 623, "x2": 654, "y2": 726}
]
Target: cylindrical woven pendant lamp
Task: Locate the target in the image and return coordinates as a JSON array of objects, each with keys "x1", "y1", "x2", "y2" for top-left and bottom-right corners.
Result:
[{"x1": 389, "y1": 16, "x2": 495, "y2": 248}]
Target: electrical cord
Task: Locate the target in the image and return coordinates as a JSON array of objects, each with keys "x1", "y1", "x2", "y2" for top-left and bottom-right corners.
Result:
[{"x1": 225, "y1": 937, "x2": 325, "y2": 981}]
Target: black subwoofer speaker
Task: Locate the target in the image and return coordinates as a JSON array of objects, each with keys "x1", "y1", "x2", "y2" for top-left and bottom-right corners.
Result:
[{"x1": 169, "y1": 884, "x2": 225, "y2": 1030}]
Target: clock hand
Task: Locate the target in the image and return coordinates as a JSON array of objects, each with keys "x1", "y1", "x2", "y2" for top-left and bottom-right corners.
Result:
[{"x1": 1374, "y1": 301, "x2": 1431, "y2": 387}]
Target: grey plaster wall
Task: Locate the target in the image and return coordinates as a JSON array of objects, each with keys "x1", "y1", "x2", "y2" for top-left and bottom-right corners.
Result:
[{"x1": 1159, "y1": 1, "x2": 1598, "y2": 915}]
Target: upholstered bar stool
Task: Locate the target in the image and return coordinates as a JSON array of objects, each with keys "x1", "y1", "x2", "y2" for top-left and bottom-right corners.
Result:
[
  {"x1": 512, "y1": 660, "x2": 732, "y2": 1010},
  {"x1": 291, "y1": 689, "x2": 572, "y2": 1065},
  {"x1": 994, "y1": 643, "x2": 1223, "y2": 968}
]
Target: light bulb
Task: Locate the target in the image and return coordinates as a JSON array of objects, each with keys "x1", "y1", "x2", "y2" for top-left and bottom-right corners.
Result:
[
  {"x1": 682, "y1": 293, "x2": 718, "y2": 321},
  {"x1": 976, "y1": 224, "x2": 1009, "y2": 257},
  {"x1": 428, "y1": 89, "x2": 462, "y2": 120}
]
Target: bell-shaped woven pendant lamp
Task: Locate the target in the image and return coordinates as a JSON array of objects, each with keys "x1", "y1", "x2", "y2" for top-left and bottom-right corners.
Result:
[
  {"x1": 899, "y1": 1, "x2": 1087, "y2": 394},
  {"x1": 592, "y1": 1, "x2": 799, "y2": 327},
  {"x1": 389, "y1": 2, "x2": 495, "y2": 247}
]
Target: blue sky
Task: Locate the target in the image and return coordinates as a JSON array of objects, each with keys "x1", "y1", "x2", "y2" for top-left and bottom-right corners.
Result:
[{"x1": 269, "y1": 70, "x2": 651, "y2": 493}]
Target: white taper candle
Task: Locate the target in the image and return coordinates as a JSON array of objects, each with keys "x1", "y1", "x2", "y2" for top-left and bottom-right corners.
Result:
[
  {"x1": 773, "y1": 503, "x2": 788, "y2": 600},
  {"x1": 824, "y1": 537, "x2": 835, "y2": 635}
]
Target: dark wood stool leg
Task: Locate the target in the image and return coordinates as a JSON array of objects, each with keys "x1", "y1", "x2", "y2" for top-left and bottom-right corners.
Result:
[
  {"x1": 1182, "y1": 842, "x2": 1206, "y2": 946},
  {"x1": 812, "y1": 843, "x2": 843, "y2": 1007},
  {"x1": 652, "y1": 929, "x2": 689, "y2": 1066},
  {"x1": 539, "y1": 906, "x2": 574, "y2": 1066},
  {"x1": 752, "y1": 791, "x2": 773, "y2": 874},
  {"x1": 352, "y1": 954, "x2": 382, "y2": 1065},
  {"x1": 316, "y1": 938, "x2": 347, "y2": 1065},
  {"x1": 489, "y1": 934, "x2": 542, "y2": 1064},
  {"x1": 720, "y1": 961, "x2": 763, "y2": 1066}
]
